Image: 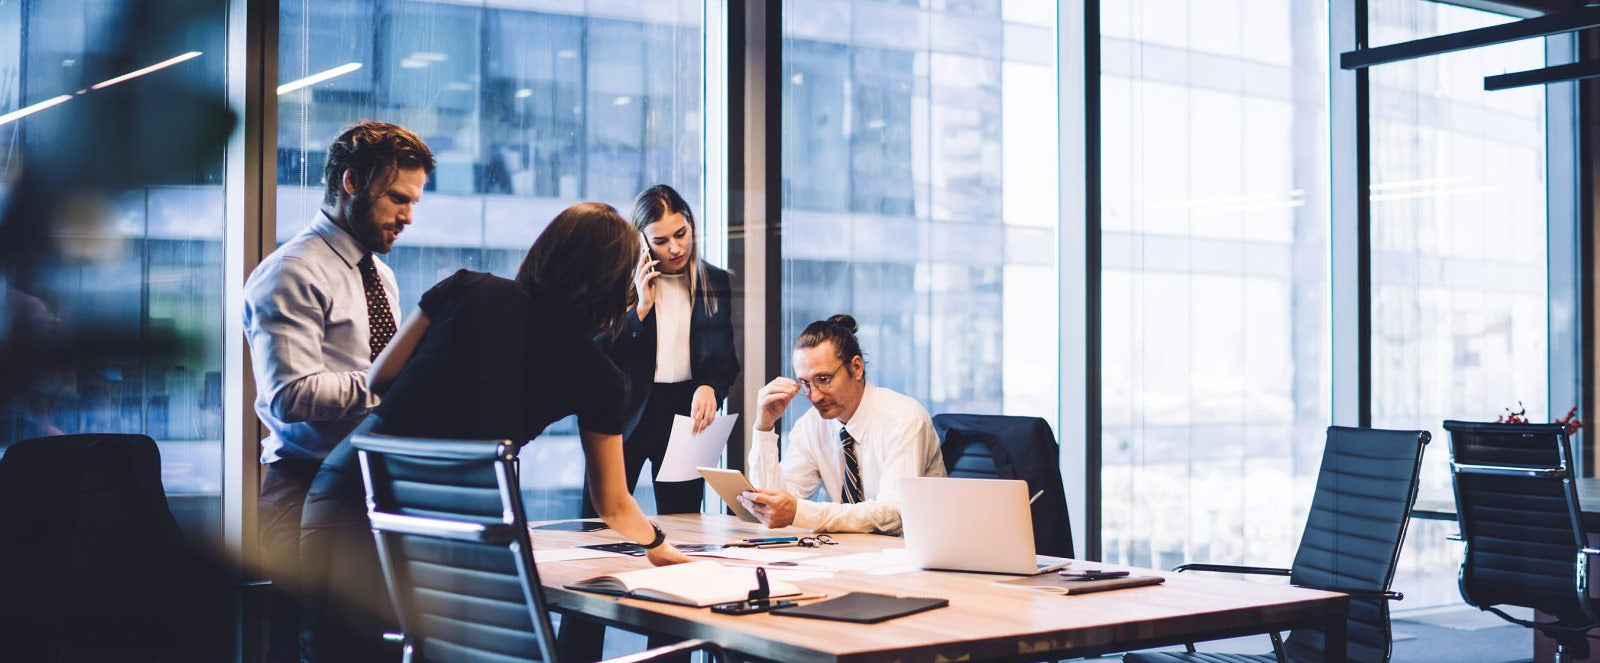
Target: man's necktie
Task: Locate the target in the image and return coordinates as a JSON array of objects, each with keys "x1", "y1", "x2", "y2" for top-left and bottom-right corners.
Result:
[
  {"x1": 840, "y1": 427, "x2": 862, "y2": 504},
  {"x1": 358, "y1": 254, "x2": 396, "y2": 360}
]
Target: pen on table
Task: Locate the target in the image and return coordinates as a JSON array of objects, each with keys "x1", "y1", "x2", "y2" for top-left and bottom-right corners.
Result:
[
  {"x1": 783, "y1": 593, "x2": 828, "y2": 602},
  {"x1": 743, "y1": 536, "x2": 799, "y2": 544},
  {"x1": 1029, "y1": 490, "x2": 1044, "y2": 505}
]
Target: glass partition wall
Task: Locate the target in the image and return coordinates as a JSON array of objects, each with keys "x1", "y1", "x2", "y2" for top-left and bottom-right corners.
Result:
[
  {"x1": 1367, "y1": 0, "x2": 1549, "y2": 607},
  {"x1": 1098, "y1": 0, "x2": 1332, "y2": 570},
  {"x1": 0, "y1": 0, "x2": 230, "y2": 542},
  {"x1": 779, "y1": 0, "x2": 1061, "y2": 435}
]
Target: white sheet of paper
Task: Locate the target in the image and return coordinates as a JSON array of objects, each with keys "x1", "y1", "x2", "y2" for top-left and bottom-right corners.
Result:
[
  {"x1": 655, "y1": 413, "x2": 739, "y2": 482},
  {"x1": 533, "y1": 548, "x2": 630, "y2": 563},
  {"x1": 812, "y1": 549, "x2": 919, "y2": 575},
  {"x1": 766, "y1": 569, "x2": 836, "y2": 582}
]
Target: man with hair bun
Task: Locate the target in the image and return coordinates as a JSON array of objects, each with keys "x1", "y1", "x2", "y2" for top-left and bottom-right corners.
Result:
[{"x1": 740, "y1": 314, "x2": 945, "y2": 534}]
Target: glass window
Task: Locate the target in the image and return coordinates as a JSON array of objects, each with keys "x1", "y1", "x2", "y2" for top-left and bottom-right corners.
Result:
[
  {"x1": 1368, "y1": 0, "x2": 1548, "y2": 607},
  {"x1": 277, "y1": 0, "x2": 704, "y2": 517},
  {"x1": 779, "y1": 2, "x2": 1059, "y2": 432},
  {"x1": 0, "y1": 1, "x2": 228, "y2": 541},
  {"x1": 1099, "y1": 0, "x2": 1330, "y2": 570}
]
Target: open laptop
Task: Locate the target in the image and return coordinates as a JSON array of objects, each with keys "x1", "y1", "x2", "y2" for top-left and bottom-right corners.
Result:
[{"x1": 899, "y1": 476, "x2": 1070, "y2": 575}]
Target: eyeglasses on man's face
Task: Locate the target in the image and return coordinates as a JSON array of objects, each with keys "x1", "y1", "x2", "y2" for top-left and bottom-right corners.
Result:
[{"x1": 796, "y1": 362, "x2": 848, "y2": 396}]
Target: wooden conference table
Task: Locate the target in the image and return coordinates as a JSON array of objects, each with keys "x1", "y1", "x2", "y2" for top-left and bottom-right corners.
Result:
[{"x1": 530, "y1": 514, "x2": 1349, "y2": 663}]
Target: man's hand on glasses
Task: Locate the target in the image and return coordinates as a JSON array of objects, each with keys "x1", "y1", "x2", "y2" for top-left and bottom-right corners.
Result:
[{"x1": 754, "y1": 377, "x2": 800, "y2": 432}]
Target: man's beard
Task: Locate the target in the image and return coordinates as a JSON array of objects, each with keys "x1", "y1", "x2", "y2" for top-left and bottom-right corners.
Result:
[{"x1": 346, "y1": 194, "x2": 391, "y2": 254}]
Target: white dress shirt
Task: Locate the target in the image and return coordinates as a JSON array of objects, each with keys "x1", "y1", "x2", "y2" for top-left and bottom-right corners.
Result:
[
  {"x1": 652, "y1": 272, "x2": 692, "y2": 383},
  {"x1": 747, "y1": 384, "x2": 945, "y2": 534},
  {"x1": 244, "y1": 212, "x2": 399, "y2": 463}
]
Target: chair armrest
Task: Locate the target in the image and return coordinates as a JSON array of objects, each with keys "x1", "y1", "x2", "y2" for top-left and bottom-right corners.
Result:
[
  {"x1": 1296, "y1": 587, "x2": 1403, "y2": 601},
  {"x1": 1173, "y1": 563, "x2": 1292, "y2": 577},
  {"x1": 602, "y1": 639, "x2": 721, "y2": 663}
]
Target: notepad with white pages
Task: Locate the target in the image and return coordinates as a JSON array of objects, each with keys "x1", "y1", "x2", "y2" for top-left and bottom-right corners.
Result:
[{"x1": 565, "y1": 560, "x2": 800, "y2": 607}]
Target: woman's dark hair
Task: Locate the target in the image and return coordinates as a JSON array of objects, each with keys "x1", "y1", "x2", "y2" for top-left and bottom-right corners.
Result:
[
  {"x1": 516, "y1": 203, "x2": 641, "y2": 333},
  {"x1": 633, "y1": 184, "x2": 717, "y2": 314},
  {"x1": 322, "y1": 121, "x2": 435, "y2": 205},
  {"x1": 795, "y1": 314, "x2": 865, "y2": 372}
]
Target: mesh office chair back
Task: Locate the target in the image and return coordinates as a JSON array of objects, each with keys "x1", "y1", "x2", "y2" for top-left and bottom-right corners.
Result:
[
  {"x1": 353, "y1": 433, "x2": 559, "y2": 663},
  {"x1": 1279, "y1": 426, "x2": 1430, "y2": 663},
  {"x1": 1443, "y1": 420, "x2": 1599, "y2": 639},
  {"x1": 932, "y1": 413, "x2": 1073, "y2": 558}
]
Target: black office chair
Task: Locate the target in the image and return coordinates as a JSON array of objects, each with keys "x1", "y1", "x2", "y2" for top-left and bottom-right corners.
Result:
[
  {"x1": 1444, "y1": 420, "x2": 1600, "y2": 662},
  {"x1": 1124, "y1": 426, "x2": 1430, "y2": 663},
  {"x1": 932, "y1": 413, "x2": 1073, "y2": 558},
  {"x1": 0, "y1": 433, "x2": 231, "y2": 663},
  {"x1": 351, "y1": 432, "x2": 722, "y2": 663}
]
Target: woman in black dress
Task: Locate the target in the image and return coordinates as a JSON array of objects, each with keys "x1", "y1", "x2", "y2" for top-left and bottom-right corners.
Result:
[
  {"x1": 298, "y1": 202, "x2": 688, "y2": 662},
  {"x1": 608, "y1": 184, "x2": 739, "y2": 514}
]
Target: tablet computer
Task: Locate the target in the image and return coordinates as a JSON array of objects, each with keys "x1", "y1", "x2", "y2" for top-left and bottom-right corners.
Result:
[{"x1": 697, "y1": 467, "x2": 760, "y2": 523}]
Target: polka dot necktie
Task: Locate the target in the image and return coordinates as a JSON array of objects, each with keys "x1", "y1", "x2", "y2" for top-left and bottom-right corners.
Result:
[
  {"x1": 840, "y1": 427, "x2": 863, "y2": 504},
  {"x1": 358, "y1": 254, "x2": 396, "y2": 360}
]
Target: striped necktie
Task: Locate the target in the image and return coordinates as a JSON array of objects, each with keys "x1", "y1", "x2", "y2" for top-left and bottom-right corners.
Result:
[
  {"x1": 358, "y1": 254, "x2": 396, "y2": 360},
  {"x1": 840, "y1": 427, "x2": 862, "y2": 504}
]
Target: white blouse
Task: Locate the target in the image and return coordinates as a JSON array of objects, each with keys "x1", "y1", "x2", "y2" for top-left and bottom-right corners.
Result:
[{"x1": 653, "y1": 272, "x2": 693, "y2": 383}]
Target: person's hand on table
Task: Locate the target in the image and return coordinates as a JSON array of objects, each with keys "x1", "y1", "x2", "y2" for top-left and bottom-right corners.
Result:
[
  {"x1": 646, "y1": 542, "x2": 691, "y2": 566},
  {"x1": 738, "y1": 489, "x2": 798, "y2": 529}
]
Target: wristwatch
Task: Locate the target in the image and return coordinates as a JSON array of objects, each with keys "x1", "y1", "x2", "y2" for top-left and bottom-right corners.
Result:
[{"x1": 638, "y1": 523, "x2": 667, "y2": 550}]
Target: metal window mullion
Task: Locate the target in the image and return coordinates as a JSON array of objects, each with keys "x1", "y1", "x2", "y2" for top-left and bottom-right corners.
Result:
[
  {"x1": 1330, "y1": 0, "x2": 1369, "y2": 429},
  {"x1": 1062, "y1": 0, "x2": 1096, "y2": 561},
  {"x1": 224, "y1": 0, "x2": 276, "y2": 660},
  {"x1": 726, "y1": 0, "x2": 780, "y2": 473},
  {"x1": 1546, "y1": 29, "x2": 1582, "y2": 476}
]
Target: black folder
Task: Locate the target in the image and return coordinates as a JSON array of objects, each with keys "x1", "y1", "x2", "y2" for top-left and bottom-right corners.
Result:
[{"x1": 770, "y1": 592, "x2": 948, "y2": 623}]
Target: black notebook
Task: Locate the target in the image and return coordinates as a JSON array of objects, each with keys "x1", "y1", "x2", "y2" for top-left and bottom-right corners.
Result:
[{"x1": 771, "y1": 592, "x2": 948, "y2": 623}]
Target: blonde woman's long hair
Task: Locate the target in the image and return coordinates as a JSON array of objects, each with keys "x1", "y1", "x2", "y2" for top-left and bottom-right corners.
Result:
[{"x1": 631, "y1": 184, "x2": 718, "y2": 315}]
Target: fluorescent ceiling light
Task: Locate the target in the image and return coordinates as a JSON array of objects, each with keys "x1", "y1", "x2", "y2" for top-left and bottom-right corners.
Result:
[
  {"x1": 614, "y1": 96, "x2": 633, "y2": 106},
  {"x1": 0, "y1": 51, "x2": 204, "y2": 127},
  {"x1": 278, "y1": 62, "x2": 363, "y2": 95},
  {"x1": 90, "y1": 50, "x2": 203, "y2": 91},
  {"x1": 557, "y1": 49, "x2": 577, "y2": 59},
  {"x1": 0, "y1": 95, "x2": 73, "y2": 127},
  {"x1": 410, "y1": 51, "x2": 448, "y2": 62},
  {"x1": 400, "y1": 59, "x2": 428, "y2": 69},
  {"x1": 515, "y1": 88, "x2": 533, "y2": 98}
]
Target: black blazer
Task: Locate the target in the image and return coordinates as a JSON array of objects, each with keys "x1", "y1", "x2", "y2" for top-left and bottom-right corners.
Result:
[{"x1": 610, "y1": 261, "x2": 739, "y2": 437}]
